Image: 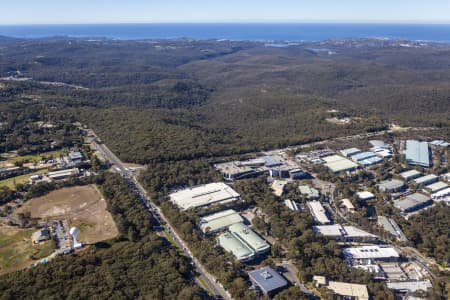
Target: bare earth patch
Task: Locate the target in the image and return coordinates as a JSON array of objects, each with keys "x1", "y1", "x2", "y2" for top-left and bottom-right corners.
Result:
[{"x1": 15, "y1": 185, "x2": 118, "y2": 244}]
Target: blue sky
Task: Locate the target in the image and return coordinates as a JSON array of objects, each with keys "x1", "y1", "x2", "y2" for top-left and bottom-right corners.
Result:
[{"x1": 2, "y1": 0, "x2": 450, "y2": 25}]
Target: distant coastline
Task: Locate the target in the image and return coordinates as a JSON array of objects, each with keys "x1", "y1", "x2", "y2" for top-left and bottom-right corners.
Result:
[{"x1": 1, "y1": 23, "x2": 450, "y2": 43}]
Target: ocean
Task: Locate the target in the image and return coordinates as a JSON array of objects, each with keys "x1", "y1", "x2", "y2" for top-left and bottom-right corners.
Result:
[{"x1": 1, "y1": 23, "x2": 450, "y2": 42}]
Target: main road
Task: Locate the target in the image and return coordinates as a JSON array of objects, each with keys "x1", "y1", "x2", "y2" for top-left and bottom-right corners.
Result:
[{"x1": 83, "y1": 128, "x2": 231, "y2": 300}]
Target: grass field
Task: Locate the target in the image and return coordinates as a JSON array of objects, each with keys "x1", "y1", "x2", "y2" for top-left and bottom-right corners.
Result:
[
  {"x1": 15, "y1": 185, "x2": 118, "y2": 244},
  {"x1": 0, "y1": 225, "x2": 55, "y2": 275},
  {"x1": 0, "y1": 169, "x2": 48, "y2": 189},
  {"x1": 5, "y1": 149, "x2": 67, "y2": 164}
]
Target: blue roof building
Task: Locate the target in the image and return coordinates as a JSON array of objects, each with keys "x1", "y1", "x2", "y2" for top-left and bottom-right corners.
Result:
[
  {"x1": 248, "y1": 267, "x2": 288, "y2": 296},
  {"x1": 405, "y1": 140, "x2": 430, "y2": 168}
]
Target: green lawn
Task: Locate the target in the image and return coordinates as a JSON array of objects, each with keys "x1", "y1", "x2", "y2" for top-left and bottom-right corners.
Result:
[
  {"x1": 0, "y1": 228, "x2": 55, "y2": 273},
  {"x1": 0, "y1": 169, "x2": 48, "y2": 189}
]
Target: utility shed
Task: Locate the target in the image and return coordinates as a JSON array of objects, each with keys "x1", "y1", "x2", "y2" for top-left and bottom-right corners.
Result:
[
  {"x1": 394, "y1": 193, "x2": 432, "y2": 214},
  {"x1": 413, "y1": 174, "x2": 438, "y2": 186},
  {"x1": 405, "y1": 140, "x2": 430, "y2": 167},
  {"x1": 169, "y1": 182, "x2": 240, "y2": 210},
  {"x1": 399, "y1": 170, "x2": 422, "y2": 181},
  {"x1": 198, "y1": 209, "x2": 243, "y2": 235},
  {"x1": 248, "y1": 267, "x2": 288, "y2": 296},
  {"x1": 377, "y1": 179, "x2": 405, "y2": 192}
]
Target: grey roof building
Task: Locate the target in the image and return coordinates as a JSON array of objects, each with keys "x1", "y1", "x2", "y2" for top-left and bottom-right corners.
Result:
[
  {"x1": 413, "y1": 174, "x2": 438, "y2": 186},
  {"x1": 394, "y1": 193, "x2": 432, "y2": 214},
  {"x1": 377, "y1": 179, "x2": 405, "y2": 193},
  {"x1": 399, "y1": 170, "x2": 422, "y2": 181},
  {"x1": 405, "y1": 140, "x2": 430, "y2": 167},
  {"x1": 248, "y1": 267, "x2": 288, "y2": 295},
  {"x1": 377, "y1": 216, "x2": 408, "y2": 242}
]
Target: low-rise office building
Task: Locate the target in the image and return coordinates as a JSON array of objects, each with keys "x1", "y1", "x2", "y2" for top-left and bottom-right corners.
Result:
[
  {"x1": 198, "y1": 209, "x2": 244, "y2": 235},
  {"x1": 248, "y1": 267, "x2": 288, "y2": 296},
  {"x1": 169, "y1": 182, "x2": 240, "y2": 210}
]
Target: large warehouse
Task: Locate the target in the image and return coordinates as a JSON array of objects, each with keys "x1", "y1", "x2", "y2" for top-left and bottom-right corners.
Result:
[
  {"x1": 198, "y1": 209, "x2": 244, "y2": 235},
  {"x1": 323, "y1": 155, "x2": 359, "y2": 173},
  {"x1": 169, "y1": 182, "x2": 240, "y2": 210},
  {"x1": 229, "y1": 223, "x2": 270, "y2": 255},
  {"x1": 343, "y1": 245, "x2": 400, "y2": 266},
  {"x1": 393, "y1": 193, "x2": 432, "y2": 215},
  {"x1": 405, "y1": 140, "x2": 430, "y2": 167},
  {"x1": 217, "y1": 232, "x2": 255, "y2": 262}
]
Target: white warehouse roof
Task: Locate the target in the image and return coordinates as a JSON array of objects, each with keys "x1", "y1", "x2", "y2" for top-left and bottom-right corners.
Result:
[
  {"x1": 169, "y1": 182, "x2": 240, "y2": 210},
  {"x1": 343, "y1": 245, "x2": 399, "y2": 260},
  {"x1": 198, "y1": 209, "x2": 244, "y2": 234},
  {"x1": 307, "y1": 201, "x2": 331, "y2": 224}
]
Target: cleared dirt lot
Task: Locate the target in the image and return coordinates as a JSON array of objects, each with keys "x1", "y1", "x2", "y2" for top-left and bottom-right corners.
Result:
[{"x1": 16, "y1": 185, "x2": 118, "y2": 244}]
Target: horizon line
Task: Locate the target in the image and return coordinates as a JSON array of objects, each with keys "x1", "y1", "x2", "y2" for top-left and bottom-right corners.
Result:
[{"x1": 2, "y1": 20, "x2": 450, "y2": 26}]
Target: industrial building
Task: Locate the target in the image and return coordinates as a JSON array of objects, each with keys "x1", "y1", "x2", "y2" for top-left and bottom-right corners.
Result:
[
  {"x1": 169, "y1": 183, "x2": 240, "y2": 210},
  {"x1": 424, "y1": 181, "x2": 448, "y2": 194},
  {"x1": 377, "y1": 179, "x2": 405, "y2": 193},
  {"x1": 270, "y1": 180, "x2": 287, "y2": 197},
  {"x1": 47, "y1": 168, "x2": 80, "y2": 181},
  {"x1": 431, "y1": 187, "x2": 450, "y2": 201},
  {"x1": 377, "y1": 216, "x2": 408, "y2": 242},
  {"x1": 343, "y1": 245, "x2": 400, "y2": 266},
  {"x1": 307, "y1": 201, "x2": 331, "y2": 224},
  {"x1": 248, "y1": 267, "x2": 288, "y2": 296},
  {"x1": 68, "y1": 151, "x2": 84, "y2": 162},
  {"x1": 32, "y1": 228, "x2": 50, "y2": 244},
  {"x1": 298, "y1": 185, "x2": 320, "y2": 199},
  {"x1": 217, "y1": 232, "x2": 255, "y2": 262},
  {"x1": 339, "y1": 198, "x2": 355, "y2": 213},
  {"x1": 405, "y1": 140, "x2": 430, "y2": 167},
  {"x1": 198, "y1": 209, "x2": 244, "y2": 235},
  {"x1": 393, "y1": 193, "x2": 432, "y2": 215},
  {"x1": 370, "y1": 140, "x2": 389, "y2": 149},
  {"x1": 429, "y1": 140, "x2": 450, "y2": 147},
  {"x1": 323, "y1": 155, "x2": 359, "y2": 173},
  {"x1": 386, "y1": 280, "x2": 432, "y2": 294},
  {"x1": 313, "y1": 276, "x2": 369, "y2": 300},
  {"x1": 350, "y1": 151, "x2": 383, "y2": 166},
  {"x1": 340, "y1": 148, "x2": 361, "y2": 157},
  {"x1": 313, "y1": 224, "x2": 377, "y2": 241},
  {"x1": 228, "y1": 223, "x2": 270, "y2": 255},
  {"x1": 371, "y1": 147, "x2": 392, "y2": 158},
  {"x1": 443, "y1": 172, "x2": 450, "y2": 182},
  {"x1": 357, "y1": 191, "x2": 375, "y2": 201},
  {"x1": 413, "y1": 174, "x2": 438, "y2": 186},
  {"x1": 399, "y1": 169, "x2": 422, "y2": 181},
  {"x1": 284, "y1": 199, "x2": 302, "y2": 211}
]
